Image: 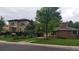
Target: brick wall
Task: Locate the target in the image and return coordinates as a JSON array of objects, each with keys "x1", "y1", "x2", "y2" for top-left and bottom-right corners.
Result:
[{"x1": 55, "y1": 30, "x2": 77, "y2": 38}]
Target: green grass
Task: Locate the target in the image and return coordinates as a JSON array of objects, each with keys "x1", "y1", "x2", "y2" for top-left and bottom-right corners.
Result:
[
  {"x1": 0, "y1": 35, "x2": 29, "y2": 42},
  {"x1": 0, "y1": 35, "x2": 79, "y2": 46},
  {"x1": 25, "y1": 38, "x2": 79, "y2": 46}
]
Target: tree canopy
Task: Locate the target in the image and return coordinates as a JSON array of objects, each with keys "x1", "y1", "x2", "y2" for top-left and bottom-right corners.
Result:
[
  {"x1": 68, "y1": 21, "x2": 74, "y2": 27},
  {"x1": 68, "y1": 21, "x2": 79, "y2": 29},
  {"x1": 35, "y1": 7, "x2": 62, "y2": 38},
  {"x1": 0, "y1": 16, "x2": 5, "y2": 32},
  {"x1": 24, "y1": 20, "x2": 35, "y2": 37}
]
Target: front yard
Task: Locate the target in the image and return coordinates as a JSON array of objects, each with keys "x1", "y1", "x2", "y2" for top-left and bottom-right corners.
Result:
[
  {"x1": 0, "y1": 35, "x2": 79, "y2": 46},
  {"x1": 26, "y1": 38, "x2": 79, "y2": 46}
]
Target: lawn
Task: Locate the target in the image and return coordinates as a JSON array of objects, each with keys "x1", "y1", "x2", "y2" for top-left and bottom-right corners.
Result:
[
  {"x1": 0, "y1": 35, "x2": 79, "y2": 46},
  {"x1": 25, "y1": 38, "x2": 79, "y2": 46},
  {"x1": 0, "y1": 35, "x2": 30, "y2": 42}
]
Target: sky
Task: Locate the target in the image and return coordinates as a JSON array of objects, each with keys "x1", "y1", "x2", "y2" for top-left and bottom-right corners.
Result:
[
  {"x1": 0, "y1": 7, "x2": 79, "y2": 22},
  {"x1": 59, "y1": 7, "x2": 79, "y2": 22},
  {"x1": 0, "y1": 7, "x2": 40, "y2": 21}
]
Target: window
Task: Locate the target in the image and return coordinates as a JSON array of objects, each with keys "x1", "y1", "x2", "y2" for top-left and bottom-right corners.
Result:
[
  {"x1": 21, "y1": 23, "x2": 25, "y2": 26},
  {"x1": 10, "y1": 22, "x2": 14, "y2": 25},
  {"x1": 12, "y1": 27, "x2": 16, "y2": 32},
  {"x1": 73, "y1": 31, "x2": 77, "y2": 34}
]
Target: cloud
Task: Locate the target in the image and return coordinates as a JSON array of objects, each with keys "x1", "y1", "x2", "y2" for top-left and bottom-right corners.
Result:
[
  {"x1": 0, "y1": 7, "x2": 79, "y2": 22},
  {"x1": 60, "y1": 7, "x2": 79, "y2": 22},
  {"x1": 0, "y1": 7, "x2": 41, "y2": 21}
]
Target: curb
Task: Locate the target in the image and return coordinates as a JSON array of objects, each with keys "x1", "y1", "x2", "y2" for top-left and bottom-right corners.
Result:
[{"x1": 0, "y1": 41, "x2": 79, "y2": 50}]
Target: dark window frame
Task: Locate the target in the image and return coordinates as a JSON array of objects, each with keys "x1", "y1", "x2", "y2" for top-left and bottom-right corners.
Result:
[{"x1": 73, "y1": 30, "x2": 77, "y2": 34}]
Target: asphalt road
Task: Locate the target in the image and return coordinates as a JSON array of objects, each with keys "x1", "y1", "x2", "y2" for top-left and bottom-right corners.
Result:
[{"x1": 0, "y1": 43, "x2": 78, "y2": 51}]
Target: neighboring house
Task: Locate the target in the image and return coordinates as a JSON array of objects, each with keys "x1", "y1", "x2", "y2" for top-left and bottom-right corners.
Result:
[
  {"x1": 3, "y1": 18, "x2": 79, "y2": 38},
  {"x1": 54, "y1": 23, "x2": 79, "y2": 38},
  {"x1": 8, "y1": 19, "x2": 31, "y2": 32}
]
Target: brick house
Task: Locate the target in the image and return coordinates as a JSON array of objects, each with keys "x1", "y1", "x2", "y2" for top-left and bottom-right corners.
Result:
[{"x1": 54, "y1": 23, "x2": 79, "y2": 38}]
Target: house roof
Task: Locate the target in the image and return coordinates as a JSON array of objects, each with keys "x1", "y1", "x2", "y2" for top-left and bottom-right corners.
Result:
[
  {"x1": 55, "y1": 22, "x2": 79, "y2": 31},
  {"x1": 8, "y1": 19, "x2": 31, "y2": 22},
  {"x1": 55, "y1": 27, "x2": 79, "y2": 31}
]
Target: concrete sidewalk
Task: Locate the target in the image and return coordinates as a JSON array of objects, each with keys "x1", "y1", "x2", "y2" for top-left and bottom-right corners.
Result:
[{"x1": 0, "y1": 40, "x2": 79, "y2": 50}]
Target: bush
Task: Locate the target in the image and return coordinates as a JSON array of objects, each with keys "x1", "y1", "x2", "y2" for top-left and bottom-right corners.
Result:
[
  {"x1": 0, "y1": 35, "x2": 23, "y2": 42},
  {"x1": 0, "y1": 35, "x2": 36, "y2": 42}
]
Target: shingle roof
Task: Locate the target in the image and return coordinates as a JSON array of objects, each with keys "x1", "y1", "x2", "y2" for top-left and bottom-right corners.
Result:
[
  {"x1": 55, "y1": 27, "x2": 79, "y2": 31},
  {"x1": 8, "y1": 19, "x2": 31, "y2": 22},
  {"x1": 55, "y1": 22, "x2": 79, "y2": 31}
]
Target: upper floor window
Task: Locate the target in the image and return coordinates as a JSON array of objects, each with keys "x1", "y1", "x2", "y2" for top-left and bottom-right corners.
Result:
[
  {"x1": 21, "y1": 23, "x2": 25, "y2": 26},
  {"x1": 10, "y1": 22, "x2": 15, "y2": 25}
]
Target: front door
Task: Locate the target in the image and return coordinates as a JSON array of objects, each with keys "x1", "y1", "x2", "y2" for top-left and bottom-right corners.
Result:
[{"x1": 12, "y1": 27, "x2": 16, "y2": 32}]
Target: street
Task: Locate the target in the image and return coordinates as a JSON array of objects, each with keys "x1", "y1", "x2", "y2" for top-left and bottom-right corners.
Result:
[{"x1": 0, "y1": 43, "x2": 78, "y2": 51}]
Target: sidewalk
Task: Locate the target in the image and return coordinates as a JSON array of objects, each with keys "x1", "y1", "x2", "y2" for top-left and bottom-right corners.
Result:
[{"x1": 0, "y1": 40, "x2": 79, "y2": 50}]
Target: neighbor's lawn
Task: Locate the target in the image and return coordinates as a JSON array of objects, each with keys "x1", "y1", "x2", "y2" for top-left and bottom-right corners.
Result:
[
  {"x1": 0, "y1": 35, "x2": 29, "y2": 42},
  {"x1": 25, "y1": 38, "x2": 79, "y2": 46},
  {"x1": 0, "y1": 35, "x2": 79, "y2": 46}
]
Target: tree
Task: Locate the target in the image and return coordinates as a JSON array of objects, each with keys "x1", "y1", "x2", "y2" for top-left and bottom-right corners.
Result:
[
  {"x1": 36, "y1": 7, "x2": 61, "y2": 39},
  {"x1": 73, "y1": 22, "x2": 79, "y2": 29},
  {"x1": 68, "y1": 21, "x2": 79, "y2": 29},
  {"x1": 0, "y1": 16, "x2": 5, "y2": 32},
  {"x1": 25, "y1": 20, "x2": 35, "y2": 37},
  {"x1": 68, "y1": 21, "x2": 74, "y2": 27}
]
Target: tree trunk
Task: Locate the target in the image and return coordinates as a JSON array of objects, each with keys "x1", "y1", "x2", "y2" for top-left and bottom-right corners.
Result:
[{"x1": 45, "y1": 19, "x2": 48, "y2": 39}]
